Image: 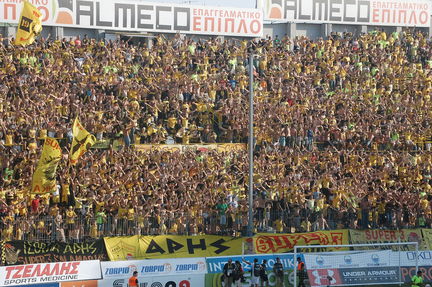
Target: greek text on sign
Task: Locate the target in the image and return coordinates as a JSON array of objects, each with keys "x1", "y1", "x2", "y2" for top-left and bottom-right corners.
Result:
[
  {"x1": 0, "y1": 260, "x2": 102, "y2": 286},
  {"x1": 0, "y1": 0, "x2": 263, "y2": 37},
  {"x1": 258, "y1": 0, "x2": 431, "y2": 27},
  {"x1": 101, "y1": 257, "x2": 207, "y2": 278}
]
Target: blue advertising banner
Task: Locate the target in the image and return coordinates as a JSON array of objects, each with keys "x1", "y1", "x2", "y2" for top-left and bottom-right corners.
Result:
[{"x1": 206, "y1": 253, "x2": 304, "y2": 274}]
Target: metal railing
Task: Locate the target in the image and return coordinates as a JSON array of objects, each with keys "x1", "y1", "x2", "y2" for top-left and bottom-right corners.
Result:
[
  {"x1": 0, "y1": 213, "x2": 245, "y2": 242},
  {"x1": 0, "y1": 205, "x2": 424, "y2": 242}
]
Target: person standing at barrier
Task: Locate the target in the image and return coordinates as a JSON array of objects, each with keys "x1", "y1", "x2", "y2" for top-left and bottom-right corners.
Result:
[
  {"x1": 243, "y1": 258, "x2": 261, "y2": 287},
  {"x1": 297, "y1": 257, "x2": 306, "y2": 287},
  {"x1": 223, "y1": 259, "x2": 235, "y2": 287},
  {"x1": 260, "y1": 259, "x2": 269, "y2": 287},
  {"x1": 273, "y1": 257, "x2": 285, "y2": 287},
  {"x1": 412, "y1": 270, "x2": 424, "y2": 287},
  {"x1": 233, "y1": 260, "x2": 245, "y2": 287},
  {"x1": 128, "y1": 271, "x2": 139, "y2": 287}
]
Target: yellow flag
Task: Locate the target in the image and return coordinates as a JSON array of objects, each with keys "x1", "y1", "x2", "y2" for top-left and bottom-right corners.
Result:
[
  {"x1": 31, "y1": 137, "x2": 62, "y2": 194},
  {"x1": 14, "y1": 0, "x2": 43, "y2": 46},
  {"x1": 70, "y1": 117, "x2": 96, "y2": 165}
]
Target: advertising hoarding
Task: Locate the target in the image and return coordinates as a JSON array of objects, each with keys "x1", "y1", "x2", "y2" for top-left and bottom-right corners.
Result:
[
  {"x1": 0, "y1": 260, "x2": 102, "y2": 287},
  {"x1": 0, "y1": 0, "x2": 263, "y2": 37},
  {"x1": 258, "y1": 0, "x2": 431, "y2": 27}
]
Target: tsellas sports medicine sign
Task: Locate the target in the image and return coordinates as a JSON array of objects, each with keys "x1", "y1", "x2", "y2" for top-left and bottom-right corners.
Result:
[
  {"x1": 258, "y1": 0, "x2": 431, "y2": 27},
  {"x1": 0, "y1": 0, "x2": 263, "y2": 37},
  {"x1": 0, "y1": 260, "x2": 102, "y2": 286}
]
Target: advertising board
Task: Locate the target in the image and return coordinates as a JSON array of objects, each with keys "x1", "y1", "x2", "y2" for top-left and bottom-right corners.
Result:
[
  {"x1": 0, "y1": 0, "x2": 263, "y2": 37},
  {"x1": 258, "y1": 0, "x2": 431, "y2": 27},
  {"x1": 101, "y1": 258, "x2": 207, "y2": 279},
  {"x1": 304, "y1": 250, "x2": 393, "y2": 270},
  {"x1": 205, "y1": 271, "x2": 294, "y2": 287},
  {"x1": 308, "y1": 266, "x2": 401, "y2": 286},
  {"x1": 206, "y1": 253, "x2": 302, "y2": 274},
  {"x1": 0, "y1": 260, "x2": 102, "y2": 287},
  {"x1": 99, "y1": 274, "x2": 204, "y2": 287}
]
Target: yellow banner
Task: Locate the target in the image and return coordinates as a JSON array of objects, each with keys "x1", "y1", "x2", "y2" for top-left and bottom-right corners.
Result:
[
  {"x1": 253, "y1": 230, "x2": 349, "y2": 253},
  {"x1": 14, "y1": 0, "x2": 42, "y2": 46},
  {"x1": 135, "y1": 144, "x2": 246, "y2": 153},
  {"x1": 421, "y1": 229, "x2": 432, "y2": 250},
  {"x1": 103, "y1": 236, "x2": 141, "y2": 261},
  {"x1": 31, "y1": 137, "x2": 61, "y2": 194},
  {"x1": 349, "y1": 229, "x2": 427, "y2": 250},
  {"x1": 104, "y1": 235, "x2": 243, "y2": 260},
  {"x1": 70, "y1": 117, "x2": 96, "y2": 165}
]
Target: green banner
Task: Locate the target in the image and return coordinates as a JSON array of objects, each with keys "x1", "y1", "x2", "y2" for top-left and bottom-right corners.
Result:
[{"x1": 205, "y1": 271, "x2": 296, "y2": 287}]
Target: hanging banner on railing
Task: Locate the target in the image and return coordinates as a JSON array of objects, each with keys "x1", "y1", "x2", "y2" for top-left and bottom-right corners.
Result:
[
  {"x1": 258, "y1": 0, "x2": 431, "y2": 27},
  {"x1": 0, "y1": 0, "x2": 263, "y2": 37},
  {"x1": 253, "y1": 230, "x2": 349, "y2": 254},
  {"x1": 349, "y1": 229, "x2": 427, "y2": 250},
  {"x1": 0, "y1": 240, "x2": 108, "y2": 266},
  {"x1": 0, "y1": 260, "x2": 102, "y2": 286},
  {"x1": 104, "y1": 235, "x2": 243, "y2": 260},
  {"x1": 421, "y1": 229, "x2": 432, "y2": 250}
]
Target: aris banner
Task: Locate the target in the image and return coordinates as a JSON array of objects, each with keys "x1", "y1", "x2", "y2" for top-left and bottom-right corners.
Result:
[
  {"x1": 1, "y1": 240, "x2": 108, "y2": 266},
  {"x1": 349, "y1": 229, "x2": 426, "y2": 250},
  {"x1": 253, "y1": 230, "x2": 349, "y2": 254},
  {"x1": 104, "y1": 235, "x2": 243, "y2": 260}
]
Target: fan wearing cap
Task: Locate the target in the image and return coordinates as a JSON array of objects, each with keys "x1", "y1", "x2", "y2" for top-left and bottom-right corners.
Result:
[{"x1": 128, "y1": 271, "x2": 139, "y2": 287}]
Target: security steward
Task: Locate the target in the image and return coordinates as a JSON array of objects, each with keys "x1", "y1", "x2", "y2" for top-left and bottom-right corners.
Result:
[
  {"x1": 297, "y1": 257, "x2": 306, "y2": 287},
  {"x1": 128, "y1": 270, "x2": 139, "y2": 287}
]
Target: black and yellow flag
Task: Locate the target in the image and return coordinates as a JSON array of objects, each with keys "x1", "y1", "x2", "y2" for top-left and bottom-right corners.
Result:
[
  {"x1": 70, "y1": 117, "x2": 96, "y2": 165},
  {"x1": 14, "y1": 0, "x2": 43, "y2": 46},
  {"x1": 31, "y1": 137, "x2": 62, "y2": 194}
]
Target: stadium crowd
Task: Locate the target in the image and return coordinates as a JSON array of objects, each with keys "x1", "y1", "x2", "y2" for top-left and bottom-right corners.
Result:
[{"x1": 1, "y1": 29, "x2": 432, "y2": 242}]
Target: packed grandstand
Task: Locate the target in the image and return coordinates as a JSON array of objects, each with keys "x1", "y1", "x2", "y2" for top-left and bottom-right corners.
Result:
[{"x1": 1, "y1": 28, "x2": 432, "y2": 244}]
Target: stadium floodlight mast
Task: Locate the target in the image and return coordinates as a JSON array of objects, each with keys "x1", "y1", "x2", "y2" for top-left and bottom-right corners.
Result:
[{"x1": 247, "y1": 52, "x2": 254, "y2": 237}]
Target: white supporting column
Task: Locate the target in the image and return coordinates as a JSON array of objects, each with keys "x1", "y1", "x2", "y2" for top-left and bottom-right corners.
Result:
[
  {"x1": 287, "y1": 22, "x2": 297, "y2": 38},
  {"x1": 321, "y1": 23, "x2": 332, "y2": 38},
  {"x1": 52, "y1": 26, "x2": 64, "y2": 39}
]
